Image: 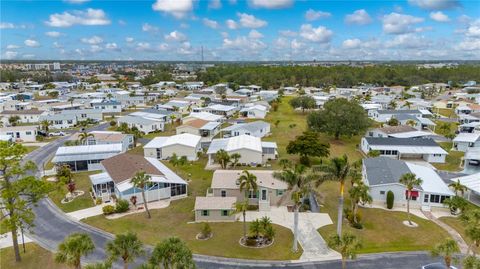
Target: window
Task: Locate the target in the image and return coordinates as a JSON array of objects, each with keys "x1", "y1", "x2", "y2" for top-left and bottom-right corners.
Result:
[
  {"x1": 201, "y1": 210, "x2": 209, "y2": 216},
  {"x1": 380, "y1": 150, "x2": 385, "y2": 155},
  {"x1": 380, "y1": 191, "x2": 385, "y2": 195},
  {"x1": 430, "y1": 194, "x2": 440, "y2": 203},
  {"x1": 221, "y1": 190, "x2": 226, "y2": 197},
  {"x1": 276, "y1": 189, "x2": 284, "y2": 196},
  {"x1": 26, "y1": 131, "x2": 31, "y2": 135},
  {"x1": 424, "y1": 194, "x2": 429, "y2": 203},
  {"x1": 221, "y1": 210, "x2": 228, "y2": 216},
  {"x1": 248, "y1": 190, "x2": 258, "y2": 199},
  {"x1": 385, "y1": 150, "x2": 391, "y2": 155}
]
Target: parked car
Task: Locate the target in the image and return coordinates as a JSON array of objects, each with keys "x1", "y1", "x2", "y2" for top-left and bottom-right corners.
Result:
[
  {"x1": 422, "y1": 263, "x2": 457, "y2": 269},
  {"x1": 49, "y1": 131, "x2": 65, "y2": 137}
]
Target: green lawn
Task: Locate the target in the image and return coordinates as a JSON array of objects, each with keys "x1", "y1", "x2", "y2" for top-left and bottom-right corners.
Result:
[
  {"x1": 0, "y1": 243, "x2": 67, "y2": 269},
  {"x1": 23, "y1": 146, "x2": 39, "y2": 154},
  {"x1": 48, "y1": 171, "x2": 97, "y2": 213},
  {"x1": 433, "y1": 142, "x2": 464, "y2": 172},
  {"x1": 317, "y1": 181, "x2": 451, "y2": 253},
  {"x1": 437, "y1": 108, "x2": 457, "y2": 118},
  {"x1": 439, "y1": 216, "x2": 479, "y2": 254}
]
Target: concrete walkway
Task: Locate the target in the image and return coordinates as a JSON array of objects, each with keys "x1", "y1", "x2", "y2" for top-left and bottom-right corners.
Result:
[
  {"x1": 422, "y1": 211, "x2": 469, "y2": 254},
  {"x1": 66, "y1": 200, "x2": 170, "y2": 220},
  {"x1": 0, "y1": 232, "x2": 33, "y2": 249},
  {"x1": 242, "y1": 207, "x2": 341, "y2": 261}
]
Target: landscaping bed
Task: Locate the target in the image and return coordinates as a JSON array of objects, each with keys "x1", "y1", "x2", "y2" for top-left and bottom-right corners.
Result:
[{"x1": 48, "y1": 171, "x2": 98, "y2": 213}]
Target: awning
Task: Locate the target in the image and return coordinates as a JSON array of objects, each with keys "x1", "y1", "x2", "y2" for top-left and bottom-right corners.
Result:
[{"x1": 406, "y1": 190, "x2": 419, "y2": 198}]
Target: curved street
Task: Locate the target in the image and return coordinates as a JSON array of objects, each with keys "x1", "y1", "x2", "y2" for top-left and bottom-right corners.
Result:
[{"x1": 23, "y1": 124, "x2": 442, "y2": 269}]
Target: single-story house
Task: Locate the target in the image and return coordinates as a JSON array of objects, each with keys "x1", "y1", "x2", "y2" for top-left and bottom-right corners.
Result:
[
  {"x1": 207, "y1": 135, "x2": 278, "y2": 166},
  {"x1": 366, "y1": 125, "x2": 431, "y2": 139},
  {"x1": 184, "y1": 112, "x2": 224, "y2": 123},
  {"x1": 449, "y1": 173, "x2": 480, "y2": 204},
  {"x1": 194, "y1": 196, "x2": 236, "y2": 222},
  {"x1": 0, "y1": 125, "x2": 37, "y2": 142},
  {"x1": 90, "y1": 99, "x2": 122, "y2": 113},
  {"x1": 117, "y1": 115, "x2": 164, "y2": 134},
  {"x1": 0, "y1": 109, "x2": 47, "y2": 125},
  {"x1": 452, "y1": 132, "x2": 480, "y2": 152},
  {"x1": 176, "y1": 119, "x2": 221, "y2": 145},
  {"x1": 239, "y1": 105, "x2": 268, "y2": 119},
  {"x1": 363, "y1": 157, "x2": 454, "y2": 210},
  {"x1": 144, "y1": 133, "x2": 202, "y2": 161},
  {"x1": 371, "y1": 109, "x2": 423, "y2": 123},
  {"x1": 52, "y1": 143, "x2": 123, "y2": 171},
  {"x1": 39, "y1": 113, "x2": 77, "y2": 129},
  {"x1": 90, "y1": 153, "x2": 187, "y2": 203},
  {"x1": 69, "y1": 131, "x2": 134, "y2": 151},
  {"x1": 361, "y1": 137, "x2": 447, "y2": 163},
  {"x1": 201, "y1": 104, "x2": 237, "y2": 117},
  {"x1": 221, "y1": 121, "x2": 270, "y2": 138}
]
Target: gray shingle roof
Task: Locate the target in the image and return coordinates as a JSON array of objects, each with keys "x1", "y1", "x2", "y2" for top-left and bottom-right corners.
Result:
[
  {"x1": 363, "y1": 157, "x2": 414, "y2": 187},
  {"x1": 377, "y1": 109, "x2": 421, "y2": 114},
  {"x1": 365, "y1": 137, "x2": 439, "y2": 147}
]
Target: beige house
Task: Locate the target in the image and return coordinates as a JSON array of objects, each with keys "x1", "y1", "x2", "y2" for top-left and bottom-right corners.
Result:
[
  {"x1": 194, "y1": 196, "x2": 236, "y2": 222},
  {"x1": 144, "y1": 133, "x2": 202, "y2": 161},
  {"x1": 176, "y1": 118, "x2": 221, "y2": 145}
]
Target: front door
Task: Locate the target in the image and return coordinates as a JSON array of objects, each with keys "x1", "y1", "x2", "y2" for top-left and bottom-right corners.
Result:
[{"x1": 261, "y1": 189, "x2": 267, "y2": 201}]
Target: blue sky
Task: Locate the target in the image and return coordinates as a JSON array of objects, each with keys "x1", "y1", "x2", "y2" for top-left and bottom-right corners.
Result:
[{"x1": 1, "y1": 0, "x2": 479, "y2": 60}]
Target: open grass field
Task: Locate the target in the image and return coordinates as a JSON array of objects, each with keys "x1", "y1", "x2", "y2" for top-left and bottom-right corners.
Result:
[
  {"x1": 437, "y1": 108, "x2": 457, "y2": 118},
  {"x1": 48, "y1": 171, "x2": 97, "y2": 213},
  {"x1": 433, "y1": 142, "x2": 464, "y2": 172},
  {"x1": 317, "y1": 181, "x2": 451, "y2": 254},
  {"x1": 0, "y1": 243, "x2": 67, "y2": 269}
]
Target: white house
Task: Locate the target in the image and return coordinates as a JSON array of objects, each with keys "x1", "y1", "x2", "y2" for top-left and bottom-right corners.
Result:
[
  {"x1": 239, "y1": 105, "x2": 268, "y2": 119},
  {"x1": 363, "y1": 157, "x2": 454, "y2": 210},
  {"x1": 221, "y1": 121, "x2": 270, "y2": 138},
  {"x1": 361, "y1": 137, "x2": 447, "y2": 163},
  {"x1": 176, "y1": 119, "x2": 221, "y2": 145},
  {"x1": 0, "y1": 109, "x2": 47, "y2": 125},
  {"x1": 69, "y1": 131, "x2": 134, "y2": 152},
  {"x1": 453, "y1": 132, "x2": 480, "y2": 152},
  {"x1": 0, "y1": 126, "x2": 37, "y2": 142},
  {"x1": 371, "y1": 109, "x2": 423, "y2": 123},
  {"x1": 144, "y1": 133, "x2": 202, "y2": 161},
  {"x1": 52, "y1": 144, "x2": 123, "y2": 171},
  {"x1": 90, "y1": 99, "x2": 122, "y2": 113},
  {"x1": 39, "y1": 113, "x2": 77, "y2": 129},
  {"x1": 207, "y1": 135, "x2": 277, "y2": 166},
  {"x1": 366, "y1": 125, "x2": 431, "y2": 139},
  {"x1": 117, "y1": 115, "x2": 164, "y2": 134}
]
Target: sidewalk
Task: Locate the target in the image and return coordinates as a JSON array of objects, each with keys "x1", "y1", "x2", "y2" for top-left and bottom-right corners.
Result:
[
  {"x1": 422, "y1": 211, "x2": 469, "y2": 254},
  {"x1": 66, "y1": 200, "x2": 170, "y2": 220},
  {"x1": 0, "y1": 232, "x2": 33, "y2": 249}
]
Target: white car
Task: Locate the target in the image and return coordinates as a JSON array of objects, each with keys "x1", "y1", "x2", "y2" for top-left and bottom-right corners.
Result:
[
  {"x1": 422, "y1": 263, "x2": 457, "y2": 269},
  {"x1": 49, "y1": 131, "x2": 65, "y2": 137}
]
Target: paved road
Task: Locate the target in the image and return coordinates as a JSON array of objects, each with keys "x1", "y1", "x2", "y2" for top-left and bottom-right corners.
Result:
[{"x1": 22, "y1": 122, "x2": 444, "y2": 269}]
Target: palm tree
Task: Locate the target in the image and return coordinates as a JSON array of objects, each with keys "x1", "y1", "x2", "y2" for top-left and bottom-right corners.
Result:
[
  {"x1": 317, "y1": 155, "x2": 350, "y2": 236},
  {"x1": 130, "y1": 171, "x2": 152, "y2": 219},
  {"x1": 214, "y1": 149, "x2": 230, "y2": 169},
  {"x1": 328, "y1": 232, "x2": 362, "y2": 269},
  {"x1": 106, "y1": 232, "x2": 145, "y2": 269},
  {"x1": 431, "y1": 238, "x2": 460, "y2": 269},
  {"x1": 406, "y1": 119, "x2": 417, "y2": 127},
  {"x1": 55, "y1": 233, "x2": 95, "y2": 269},
  {"x1": 40, "y1": 120, "x2": 51, "y2": 136},
  {"x1": 84, "y1": 261, "x2": 112, "y2": 269},
  {"x1": 404, "y1": 101, "x2": 412, "y2": 109},
  {"x1": 106, "y1": 93, "x2": 113, "y2": 100},
  {"x1": 463, "y1": 255, "x2": 480, "y2": 269},
  {"x1": 238, "y1": 170, "x2": 258, "y2": 200},
  {"x1": 389, "y1": 100, "x2": 397, "y2": 110},
  {"x1": 449, "y1": 180, "x2": 467, "y2": 196},
  {"x1": 78, "y1": 131, "x2": 94, "y2": 145},
  {"x1": 230, "y1": 153, "x2": 241, "y2": 168},
  {"x1": 273, "y1": 164, "x2": 313, "y2": 252},
  {"x1": 279, "y1": 159, "x2": 291, "y2": 169},
  {"x1": 348, "y1": 182, "x2": 372, "y2": 224},
  {"x1": 399, "y1": 172, "x2": 423, "y2": 225},
  {"x1": 68, "y1": 97, "x2": 74, "y2": 107},
  {"x1": 232, "y1": 200, "x2": 249, "y2": 240},
  {"x1": 149, "y1": 237, "x2": 195, "y2": 269},
  {"x1": 249, "y1": 219, "x2": 262, "y2": 238}
]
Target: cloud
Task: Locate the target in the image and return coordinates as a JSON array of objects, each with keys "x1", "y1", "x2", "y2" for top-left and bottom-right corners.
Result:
[
  {"x1": 290, "y1": 39, "x2": 304, "y2": 50},
  {"x1": 279, "y1": 30, "x2": 297, "y2": 37},
  {"x1": 299, "y1": 24, "x2": 333, "y2": 43},
  {"x1": 118, "y1": 20, "x2": 127, "y2": 26},
  {"x1": 24, "y1": 39, "x2": 40, "y2": 47},
  {"x1": 53, "y1": 42, "x2": 63, "y2": 48},
  {"x1": 345, "y1": 9, "x2": 372, "y2": 25},
  {"x1": 3, "y1": 51, "x2": 18, "y2": 59},
  {"x1": 80, "y1": 35, "x2": 103, "y2": 44},
  {"x1": 386, "y1": 33, "x2": 428, "y2": 49},
  {"x1": 237, "y1": 13, "x2": 267, "y2": 28},
  {"x1": 45, "y1": 31, "x2": 62, "y2": 37},
  {"x1": 22, "y1": 54, "x2": 35, "y2": 59},
  {"x1": 142, "y1": 23, "x2": 160, "y2": 33},
  {"x1": 63, "y1": 0, "x2": 90, "y2": 3},
  {"x1": 6, "y1": 44, "x2": 20, "y2": 49},
  {"x1": 165, "y1": 30, "x2": 187, "y2": 41},
  {"x1": 105, "y1": 43, "x2": 120, "y2": 51},
  {"x1": 342, "y1": 38, "x2": 362, "y2": 49},
  {"x1": 208, "y1": 0, "x2": 222, "y2": 9},
  {"x1": 456, "y1": 38, "x2": 480, "y2": 51},
  {"x1": 305, "y1": 9, "x2": 331, "y2": 21},
  {"x1": 248, "y1": 30, "x2": 263, "y2": 39},
  {"x1": 0, "y1": 22, "x2": 14, "y2": 29},
  {"x1": 125, "y1": 37, "x2": 134, "y2": 43},
  {"x1": 45, "y1": 8, "x2": 110, "y2": 27},
  {"x1": 248, "y1": 0, "x2": 293, "y2": 9},
  {"x1": 408, "y1": 0, "x2": 460, "y2": 10},
  {"x1": 465, "y1": 19, "x2": 480, "y2": 38},
  {"x1": 223, "y1": 36, "x2": 267, "y2": 52},
  {"x1": 203, "y1": 18, "x2": 219, "y2": 29},
  {"x1": 226, "y1": 19, "x2": 238, "y2": 29},
  {"x1": 430, "y1": 11, "x2": 450, "y2": 22},
  {"x1": 152, "y1": 0, "x2": 193, "y2": 19},
  {"x1": 89, "y1": 45, "x2": 103, "y2": 53},
  {"x1": 382, "y1": 13, "x2": 424, "y2": 34},
  {"x1": 458, "y1": 15, "x2": 471, "y2": 24}
]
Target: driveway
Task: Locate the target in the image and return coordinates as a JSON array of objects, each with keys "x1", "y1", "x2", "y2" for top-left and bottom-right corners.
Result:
[{"x1": 242, "y1": 207, "x2": 341, "y2": 261}]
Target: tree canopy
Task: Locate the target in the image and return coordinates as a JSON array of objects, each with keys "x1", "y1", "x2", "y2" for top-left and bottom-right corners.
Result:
[
  {"x1": 289, "y1": 96, "x2": 316, "y2": 113},
  {"x1": 286, "y1": 131, "x2": 330, "y2": 165},
  {"x1": 307, "y1": 98, "x2": 370, "y2": 139}
]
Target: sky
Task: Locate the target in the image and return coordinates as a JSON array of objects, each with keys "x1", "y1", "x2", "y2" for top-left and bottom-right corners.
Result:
[{"x1": 1, "y1": 0, "x2": 479, "y2": 61}]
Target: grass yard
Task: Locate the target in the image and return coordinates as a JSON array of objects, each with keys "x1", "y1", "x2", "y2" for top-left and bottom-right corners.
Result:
[
  {"x1": 0, "y1": 243, "x2": 67, "y2": 269},
  {"x1": 439, "y1": 217, "x2": 479, "y2": 254},
  {"x1": 437, "y1": 108, "x2": 457, "y2": 118},
  {"x1": 317, "y1": 181, "x2": 451, "y2": 254},
  {"x1": 433, "y1": 142, "x2": 464, "y2": 172},
  {"x1": 23, "y1": 146, "x2": 39, "y2": 154},
  {"x1": 48, "y1": 171, "x2": 97, "y2": 213}
]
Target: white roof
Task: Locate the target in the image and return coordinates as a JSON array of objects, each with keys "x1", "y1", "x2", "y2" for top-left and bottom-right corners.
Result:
[
  {"x1": 208, "y1": 104, "x2": 236, "y2": 111},
  {"x1": 369, "y1": 144, "x2": 447, "y2": 155},
  {"x1": 207, "y1": 134, "x2": 262, "y2": 154},
  {"x1": 145, "y1": 157, "x2": 187, "y2": 185},
  {"x1": 389, "y1": 131, "x2": 432, "y2": 138},
  {"x1": 453, "y1": 132, "x2": 480, "y2": 143},
  {"x1": 188, "y1": 112, "x2": 224, "y2": 122},
  {"x1": 450, "y1": 173, "x2": 480, "y2": 194},
  {"x1": 240, "y1": 105, "x2": 267, "y2": 112},
  {"x1": 457, "y1": 105, "x2": 472, "y2": 110},
  {"x1": 405, "y1": 162, "x2": 454, "y2": 195},
  {"x1": 90, "y1": 172, "x2": 113, "y2": 185},
  {"x1": 194, "y1": 196, "x2": 237, "y2": 210},
  {"x1": 144, "y1": 133, "x2": 201, "y2": 149},
  {"x1": 465, "y1": 147, "x2": 480, "y2": 160},
  {"x1": 361, "y1": 103, "x2": 382, "y2": 110},
  {"x1": 211, "y1": 170, "x2": 288, "y2": 190},
  {"x1": 55, "y1": 143, "x2": 123, "y2": 155}
]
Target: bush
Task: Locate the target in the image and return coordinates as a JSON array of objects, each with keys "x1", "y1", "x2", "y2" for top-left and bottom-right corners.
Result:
[
  {"x1": 115, "y1": 199, "x2": 130, "y2": 213},
  {"x1": 386, "y1": 190, "x2": 394, "y2": 209},
  {"x1": 102, "y1": 205, "x2": 115, "y2": 215},
  {"x1": 200, "y1": 223, "x2": 212, "y2": 238},
  {"x1": 109, "y1": 120, "x2": 117, "y2": 127},
  {"x1": 95, "y1": 197, "x2": 102, "y2": 205},
  {"x1": 245, "y1": 237, "x2": 258, "y2": 246},
  {"x1": 352, "y1": 222, "x2": 363, "y2": 229}
]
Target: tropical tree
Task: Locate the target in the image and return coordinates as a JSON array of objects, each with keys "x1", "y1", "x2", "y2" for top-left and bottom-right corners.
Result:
[
  {"x1": 388, "y1": 100, "x2": 397, "y2": 110},
  {"x1": 8, "y1": 115, "x2": 20, "y2": 126},
  {"x1": 316, "y1": 155, "x2": 351, "y2": 236},
  {"x1": 230, "y1": 153, "x2": 241, "y2": 168},
  {"x1": 55, "y1": 233, "x2": 95, "y2": 269},
  {"x1": 449, "y1": 180, "x2": 468, "y2": 196},
  {"x1": 399, "y1": 173, "x2": 423, "y2": 225},
  {"x1": 463, "y1": 255, "x2": 480, "y2": 269},
  {"x1": 130, "y1": 171, "x2": 152, "y2": 219},
  {"x1": 279, "y1": 158, "x2": 291, "y2": 169},
  {"x1": 106, "y1": 93, "x2": 113, "y2": 100},
  {"x1": 106, "y1": 232, "x2": 145, "y2": 269},
  {"x1": 348, "y1": 182, "x2": 372, "y2": 224},
  {"x1": 328, "y1": 232, "x2": 362, "y2": 269},
  {"x1": 148, "y1": 237, "x2": 195, "y2": 269},
  {"x1": 286, "y1": 131, "x2": 330, "y2": 166},
  {"x1": 0, "y1": 142, "x2": 50, "y2": 262},
  {"x1": 431, "y1": 238, "x2": 460, "y2": 269},
  {"x1": 406, "y1": 119, "x2": 417, "y2": 127},
  {"x1": 273, "y1": 164, "x2": 313, "y2": 252},
  {"x1": 233, "y1": 200, "x2": 249, "y2": 240},
  {"x1": 40, "y1": 120, "x2": 51, "y2": 136},
  {"x1": 78, "y1": 131, "x2": 94, "y2": 145},
  {"x1": 238, "y1": 170, "x2": 258, "y2": 201},
  {"x1": 289, "y1": 96, "x2": 315, "y2": 113},
  {"x1": 84, "y1": 261, "x2": 112, "y2": 269},
  {"x1": 460, "y1": 209, "x2": 480, "y2": 254},
  {"x1": 214, "y1": 149, "x2": 230, "y2": 169},
  {"x1": 249, "y1": 219, "x2": 262, "y2": 238},
  {"x1": 404, "y1": 101, "x2": 412, "y2": 109}
]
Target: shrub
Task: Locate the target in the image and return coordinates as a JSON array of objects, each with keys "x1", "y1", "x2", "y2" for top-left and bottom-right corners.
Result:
[
  {"x1": 245, "y1": 237, "x2": 258, "y2": 246},
  {"x1": 115, "y1": 199, "x2": 130, "y2": 213},
  {"x1": 200, "y1": 223, "x2": 212, "y2": 238},
  {"x1": 264, "y1": 225, "x2": 275, "y2": 241},
  {"x1": 386, "y1": 190, "x2": 394, "y2": 209},
  {"x1": 102, "y1": 205, "x2": 115, "y2": 215},
  {"x1": 109, "y1": 120, "x2": 117, "y2": 127},
  {"x1": 95, "y1": 197, "x2": 102, "y2": 205},
  {"x1": 352, "y1": 222, "x2": 363, "y2": 229}
]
